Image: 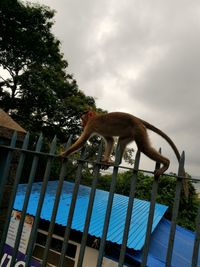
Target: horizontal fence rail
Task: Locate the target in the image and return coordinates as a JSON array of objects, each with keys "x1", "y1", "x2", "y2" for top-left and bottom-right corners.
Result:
[{"x1": 0, "y1": 131, "x2": 199, "y2": 267}]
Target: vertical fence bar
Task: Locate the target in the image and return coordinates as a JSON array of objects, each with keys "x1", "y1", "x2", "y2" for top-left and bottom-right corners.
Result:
[
  {"x1": 165, "y1": 151, "x2": 185, "y2": 267},
  {"x1": 141, "y1": 148, "x2": 161, "y2": 267},
  {"x1": 118, "y1": 150, "x2": 141, "y2": 267},
  {"x1": 0, "y1": 132, "x2": 29, "y2": 258},
  {"x1": 58, "y1": 147, "x2": 87, "y2": 266},
  {"x1": 96, "y1": 143, "x2": 121, "y2": 267},
  {"x1": 41, "y1": 136, "x2": 72, "y2": 267},
  {"x1": 192, "y1": 206, "x2": 200, "y2": 267},
  {"x1": 76, "y1": 142, "x2": 103, "y2": 267},
  {"x1": 0, "y1": 131, "x2": 17, "y2": 204},
  {"x1": 25, "y1": 136, "x2": 57, "y2": 267},
  {"x1": 10, "y1": 133, "x2": 43, "y2": 267}
]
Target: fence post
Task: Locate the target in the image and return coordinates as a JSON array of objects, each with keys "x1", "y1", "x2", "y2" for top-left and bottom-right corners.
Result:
[
  {"x1": 141, "y1": 148, "x2": 161, "y2": 267},
  {"x1": 118, "y1": 149, "x2": 140, "y2": 267},
  {"x1": 41, "y1": 136, "x2": 73, "y2": 267},
  {"x1": 57, "y1": 146, "x2": 87, "y2": 267},
  {"x1": 76, "y1": 142, "x2": 103, "y2": 267},
  {"x1": 96, "y1": 142, "x2": 121, "y2": 267},
  {"x1": 165, "y1": 151, "x2": 185, "y2": 267},
  {"x1": 25, "y1": 135, "x2": 57, "y2": 267}
]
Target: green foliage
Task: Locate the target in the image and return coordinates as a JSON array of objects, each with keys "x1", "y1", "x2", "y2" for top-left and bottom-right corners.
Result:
[{"x1": 0, "y1": 0, "x2": 95, "y2": 141}]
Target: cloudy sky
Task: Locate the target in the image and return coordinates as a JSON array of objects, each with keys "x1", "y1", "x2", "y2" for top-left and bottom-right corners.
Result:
[{"x1": 31, "y1": 0, "x2": 200, "y2": 177}]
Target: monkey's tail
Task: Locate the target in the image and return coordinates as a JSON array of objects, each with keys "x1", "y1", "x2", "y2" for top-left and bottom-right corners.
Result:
[
  {"x1": 140, "y1": 119, "x2": 181, "y2": 161},
  {"x1": 141, "y1": 119, "x2": 189, "y2": 199}
]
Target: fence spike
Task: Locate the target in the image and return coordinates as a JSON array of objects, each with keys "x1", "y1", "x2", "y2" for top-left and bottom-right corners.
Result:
[
  {"x1": 96, "y1": 141, "x2": 104, "y2": 163},
  {"x1": 134, "y1": 149, "x2": 141, "y2": 171},
  {"x1": 114, "y1": 142, "x2": 122, "y2": 166},
  {"x1": 35, "y1": 133, "x2": 43, "y2": 150},
  {"x1": 155, "y1": 148, "x2": 162, "y2": 172},
  {"x1": 66, "y1": 134, "x2": 73, "y2": 147},
  {"x1": 49, "y1": 135, "x2": 57, "y2": 154},
  {"x1": 22, "y1": 132, "x2": 30, "y2": 148},
  {"x1": 11, "y1": 131, "x2": 17, "y2": 146},
  {"x1": 178, "y1": 151, "x2": 185, "y2": 176}
]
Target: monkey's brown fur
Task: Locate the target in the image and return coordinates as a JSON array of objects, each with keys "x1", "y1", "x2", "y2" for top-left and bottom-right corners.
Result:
[{"x1": 60, "y1": 111, "x2": 188, "y2": 196}]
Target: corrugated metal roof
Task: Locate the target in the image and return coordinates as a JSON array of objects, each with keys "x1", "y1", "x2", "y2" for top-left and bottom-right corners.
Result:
[
  {"x1": 14, "y1": 181, "x2": 168, "y2": 250},
  {"x1": 132, "y1": 218, "x2": 200, "y2": 267}
]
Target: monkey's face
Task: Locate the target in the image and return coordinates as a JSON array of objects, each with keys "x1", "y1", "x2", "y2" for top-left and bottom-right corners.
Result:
[{"x1": 80, "y1": 111, "x2": 96, "y2": 128}]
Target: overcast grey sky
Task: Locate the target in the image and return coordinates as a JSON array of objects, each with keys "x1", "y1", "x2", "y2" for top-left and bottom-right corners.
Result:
[{"x1": 30, "y1": 0, "x2": 200, "y2": 176}]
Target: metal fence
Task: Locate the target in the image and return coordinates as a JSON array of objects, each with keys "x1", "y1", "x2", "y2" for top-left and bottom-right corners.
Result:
[{"x1": 0, "y1": 131, "x2": 199, "y2": 267}]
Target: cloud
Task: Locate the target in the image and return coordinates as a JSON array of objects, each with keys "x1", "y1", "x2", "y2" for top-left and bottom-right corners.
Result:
[{"x1": 30, "y1": 0, "x2": 200, "y2": 176}]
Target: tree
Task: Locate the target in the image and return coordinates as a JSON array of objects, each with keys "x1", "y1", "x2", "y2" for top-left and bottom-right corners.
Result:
[{"x1": 0, "y1": 0, "x2": 95, "y2": 141}]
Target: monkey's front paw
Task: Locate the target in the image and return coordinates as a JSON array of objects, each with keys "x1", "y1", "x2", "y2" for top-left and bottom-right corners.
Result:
[
  {"x1": 58, "y1": 152, "x2": 66, "y2": 160},
  {"x1": 100, "y1": 160, "x2": 114, "y2": 170}
]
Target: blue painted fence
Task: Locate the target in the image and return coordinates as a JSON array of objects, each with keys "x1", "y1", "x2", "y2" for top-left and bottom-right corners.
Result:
[{"x1": 0, "y1": 131, "x2": 199, "y2": 267}]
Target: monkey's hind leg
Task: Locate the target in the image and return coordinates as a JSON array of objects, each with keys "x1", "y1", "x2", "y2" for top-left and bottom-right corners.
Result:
[
  {"x1": 136, "y1": 133, "x2": 170, "y2": 177},
  {"x1": 117, "y1": 136, "x2": 135, "y2": 164},
  {"x1": 143, "y1": 148, "x2": 170, "y2": 176}
]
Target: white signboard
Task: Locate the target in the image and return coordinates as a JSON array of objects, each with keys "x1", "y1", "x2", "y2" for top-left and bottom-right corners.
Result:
[
  {"x1": 1, "y1": 210, "x2": 41, "y2": 267},
  {"x1": 5, "y1": 210, "x2": 34, "y2": 254}
]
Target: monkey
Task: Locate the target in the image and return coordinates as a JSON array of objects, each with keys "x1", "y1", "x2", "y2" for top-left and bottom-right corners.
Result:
[{"x1": 59, "y1": 111, "x2": 188, "y2": 196}]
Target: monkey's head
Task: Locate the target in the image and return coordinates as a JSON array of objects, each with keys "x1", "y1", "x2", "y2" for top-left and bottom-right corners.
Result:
[{"x1": 81, "y1": 110, "x2": 96, "y2": 128}]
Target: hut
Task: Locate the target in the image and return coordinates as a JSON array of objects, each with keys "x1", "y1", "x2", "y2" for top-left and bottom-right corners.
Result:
[{"x1": 0, "y1": 108, "x2": 26, "y2": 235}]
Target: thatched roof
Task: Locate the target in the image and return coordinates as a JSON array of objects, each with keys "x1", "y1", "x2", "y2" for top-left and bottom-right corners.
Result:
[
  {"x1": 0, "y1": 109, "x2": 26, "y2": 141},
  {"x1": 0, "y1": 109, "x2": 26, "y2": 132}
]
